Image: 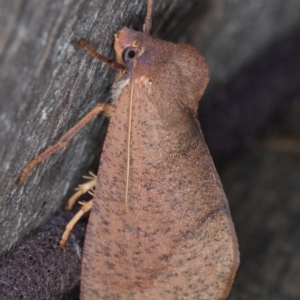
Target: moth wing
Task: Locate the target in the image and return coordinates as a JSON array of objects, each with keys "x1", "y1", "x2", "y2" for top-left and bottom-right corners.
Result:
[{"x1": 81, "y1": 77, "x2": 239, "y2": 299}]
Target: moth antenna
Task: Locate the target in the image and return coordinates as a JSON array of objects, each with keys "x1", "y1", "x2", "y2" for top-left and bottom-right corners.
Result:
[
  {"x1": 143, "y1": 0, "x2": 154, "y2": 34},
  {"x1": 78, "y1": 40, "x2": 125, "y2": 71}
]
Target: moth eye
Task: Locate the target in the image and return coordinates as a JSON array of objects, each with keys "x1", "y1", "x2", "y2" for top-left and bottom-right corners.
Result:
[{"x1": 122, "y1": 47, "x2": 136, "y2": 63}]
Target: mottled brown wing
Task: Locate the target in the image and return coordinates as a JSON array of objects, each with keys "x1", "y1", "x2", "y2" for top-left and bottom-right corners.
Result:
[{"x1": 80, "y1": 74, "x2": 238, "y2": 299}]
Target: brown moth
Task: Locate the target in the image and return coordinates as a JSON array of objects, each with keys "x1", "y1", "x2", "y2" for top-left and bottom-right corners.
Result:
[{"x1": 19, "y1": 0, "x2": 239, "y2": 299}]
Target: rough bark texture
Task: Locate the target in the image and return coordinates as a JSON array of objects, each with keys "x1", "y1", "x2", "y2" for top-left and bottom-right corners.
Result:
[{"x1": 1, "y1": 0, "x2": 300, "y2": 299}]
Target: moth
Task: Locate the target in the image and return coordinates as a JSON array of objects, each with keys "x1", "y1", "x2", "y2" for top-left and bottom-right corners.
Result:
[{"x1": 19, "y1": 0, "x2": 239, "y2": 299}]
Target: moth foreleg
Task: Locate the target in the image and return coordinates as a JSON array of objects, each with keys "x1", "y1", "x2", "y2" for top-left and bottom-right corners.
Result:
[
  {"x1": 18, "y1": 103, "x2": 106, "y2": 183},
  {"x1": 60, "y1": 200, "x2": 93, "y2": 251},
  {"x1": 65, "y1": 172, "x2": 96, "y2": 210}
]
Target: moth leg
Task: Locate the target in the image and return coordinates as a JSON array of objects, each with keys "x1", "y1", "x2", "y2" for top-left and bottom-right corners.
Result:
[
  {"x1": 60, "y1": 200, "x2": 93, "y2": 252},
  {"x1": 18, "y1": 103, "x2": 107, "y2": 183},
  {"x1": 65, "y1": 172, "x2": 97, "y2": 210}
]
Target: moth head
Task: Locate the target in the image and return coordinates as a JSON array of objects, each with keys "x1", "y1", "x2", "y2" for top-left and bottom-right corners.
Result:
[
  {"x1": 114, "y1": 27, "x2": 147, "y2": 69},
  {"x1": 114, "y1": 27, "x2": 209, "y2": 116}
]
